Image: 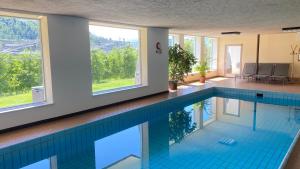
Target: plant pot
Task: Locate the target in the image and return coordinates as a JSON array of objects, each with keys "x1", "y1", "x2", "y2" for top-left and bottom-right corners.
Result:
[
  {"x1": 199, "y1": 76, "x2": 206, "y2": 83},
  {"x1": 169, "y1": 80, "x2": 178, "y2": 90}
]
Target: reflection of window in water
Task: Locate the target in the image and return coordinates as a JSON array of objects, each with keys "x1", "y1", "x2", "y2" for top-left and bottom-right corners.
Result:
[
  {"x1": 191, "y1": 98, "x2": 216, "y2": 125},
  {"x1": 169, "y1": 98, "x2": 216, "y2": 145},
  {"x1": 94, "y1": 125, "x2": 143, "y2": 169},
  {"x1": 224, "y1": 98, "x2": 240, "y2": 117},
  {"x1": 20, "y1": 156, "x2": 57, "y2": 169}
]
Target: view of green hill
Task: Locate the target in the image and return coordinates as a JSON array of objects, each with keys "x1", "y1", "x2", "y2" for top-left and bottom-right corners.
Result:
[{"x1": 0, "y1": 16, "x2": 39, "y2": 40}]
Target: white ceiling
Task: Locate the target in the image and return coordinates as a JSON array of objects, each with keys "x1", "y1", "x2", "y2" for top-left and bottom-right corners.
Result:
[{"x1": 0, "y1": 0, "x2": 300, "y2": 35}]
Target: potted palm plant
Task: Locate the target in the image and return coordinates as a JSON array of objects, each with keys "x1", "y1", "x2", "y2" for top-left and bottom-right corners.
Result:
[
  {"x1": 169, "y1": 44, "x2": 196, "y2": 90},
  {"x1": 195, "y1": 58, "x2": 209, "y2": 83}
]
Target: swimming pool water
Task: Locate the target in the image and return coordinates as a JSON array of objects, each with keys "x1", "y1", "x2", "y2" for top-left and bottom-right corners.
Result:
[{"x1": 1, "y1": 88, "x2": 300, "y2": 169}]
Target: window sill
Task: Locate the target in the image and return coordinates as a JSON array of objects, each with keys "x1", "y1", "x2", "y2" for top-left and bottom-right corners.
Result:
[
  {"x1": 0, "y1": 102, "x2": 52, "y2": 114},
  {"x1": 92, "y1": 84, "x2": 146, "y2": 96}
]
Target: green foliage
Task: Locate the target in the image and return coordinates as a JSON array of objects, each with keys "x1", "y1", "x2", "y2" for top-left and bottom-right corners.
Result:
[
  {"x1": 92, "y1": 78, "x2": 135, "y2": 92},
  {"x1": 0, "y1": 16, "x2": 39, "y2": 40},
  {"x1": 91, "y1": 46, "x2": 138, "y2": 83},
  {"x1": 169, "y1": 110, "x2": 197, "y2": 143},
  {"x1": 0, "y1": 46, "x2": 138, "y2": 96},
  {"x1": 168, "y1": 44, "x2": 196, "y2": 82},
  {"x1": 184, "y1": 39, "x2": 194, "y2": 55},
  {"x1": 0, "y1": 52, "x2": 43, "y2": 96},
  {"x1": 195, "y1": 58, "x2": 210, "y2": 77}
]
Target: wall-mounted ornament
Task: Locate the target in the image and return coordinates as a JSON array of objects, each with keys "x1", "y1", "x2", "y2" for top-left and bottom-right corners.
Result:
[{"x1": 156, "y1": 42, "x2": 162, "y2": 54}]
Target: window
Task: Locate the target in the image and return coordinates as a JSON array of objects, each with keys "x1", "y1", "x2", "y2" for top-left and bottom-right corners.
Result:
[
  {"x1": 89, "y1": 24, "x2": 142, "y2": 93},
  {"x1": 168, "y1": 34, "x2": 179, "y2": 47},
  {"x1": 184, "y1": 35, "x2": 200, "y2": 72},
  {"x1": 0, "y1": 13, "x2": 50, "y2": 110},
  {"x1": 203, "y1": 37, "x2": 218, "y2": 71},
  {"x1": 184, "y1": 35, "x2": 196, "y2": 56}
]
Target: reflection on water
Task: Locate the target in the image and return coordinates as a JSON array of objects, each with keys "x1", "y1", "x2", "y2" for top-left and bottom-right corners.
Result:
[
  {"x1": 95, "y1": 125, "x2": 142, "y2": 169},
  {"x1": 3, "y1": 97, "x2": 300, "y2": 169}
]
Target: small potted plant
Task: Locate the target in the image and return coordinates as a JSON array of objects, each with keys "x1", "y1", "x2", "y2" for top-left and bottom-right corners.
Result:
[
  {"x1": 195, "y1": 58, "x2": 209, "y2": 83},
  {"x1": 169, "y1": 44, "x2": 196, "y2": 90}
]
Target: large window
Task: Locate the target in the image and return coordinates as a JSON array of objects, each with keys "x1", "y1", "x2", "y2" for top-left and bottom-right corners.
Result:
[
  {"x1": 89, "y1": 24, "x2": 141, "y2": 93},
  {"x1": 0, "y1": 14, "x2": 48, "y2": 109},
  {"x1": 203, "y1": 37, "x2": 218, "y2": 71}
]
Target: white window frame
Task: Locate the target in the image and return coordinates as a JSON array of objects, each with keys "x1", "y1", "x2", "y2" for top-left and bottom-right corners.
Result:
[
  {"x1": 0, "y1": 11, "x2": 53, "y2": 113},
  {"x1": 89, "y1": 22, "x2": 147, "y2": 96}
]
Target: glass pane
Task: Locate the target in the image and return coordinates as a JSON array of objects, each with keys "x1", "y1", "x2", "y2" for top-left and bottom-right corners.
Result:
[
  {"x1": 184, "y1": 35, "x2": 198, "y2": 72},
  {"x1": 225, "y1": 45, "x2": 242, "y2": 76},
  {"x1": 168, "y1": 34, "x2": 179, "y2": 47},
  {"x1": 203, "y1": 37, "x2": 218, "y2": 71},
  {"x1": 184, "y1": 35, "x2": 196, "y2": 56},
  {"x1": 0, "y1": 16, "x2": 45, "y2": 109},
  {"x1": 89, "y1": 25, "x2": 140, "y2": 93}
]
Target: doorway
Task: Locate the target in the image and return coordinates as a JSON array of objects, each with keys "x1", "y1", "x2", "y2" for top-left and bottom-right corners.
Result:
[{"x1": 225, "y1": 45, "x2": 242, "y2": 77}]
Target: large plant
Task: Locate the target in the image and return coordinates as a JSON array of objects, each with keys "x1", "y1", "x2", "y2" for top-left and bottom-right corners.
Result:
[
  {"x1": 195, "y1": 58, "x2": 210, "y2": 77},
  {"x1": 169, "y1": 44, "x2": 196, "y2": 82}
]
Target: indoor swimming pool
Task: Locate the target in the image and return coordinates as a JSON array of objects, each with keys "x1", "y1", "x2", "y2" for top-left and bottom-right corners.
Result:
[{"x1": 1, "y1": 87, "x2": 300, "y2": 169}]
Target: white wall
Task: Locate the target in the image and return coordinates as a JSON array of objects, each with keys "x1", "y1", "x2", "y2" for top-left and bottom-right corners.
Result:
[
  {"x1": 0, "y1": 15, "x2": 169, "y2": 130},
  {"x1": 218, "y1": 33, "x2": 300, "y2": 77}
]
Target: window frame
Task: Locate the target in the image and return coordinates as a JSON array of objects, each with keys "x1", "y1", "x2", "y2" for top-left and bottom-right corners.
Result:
[
  {"x1": 89, "y1": 22, "x2": 146, "y2": 96},
  {"x1": 0, "y1": 11, "x2": 53, "y2": 113}
]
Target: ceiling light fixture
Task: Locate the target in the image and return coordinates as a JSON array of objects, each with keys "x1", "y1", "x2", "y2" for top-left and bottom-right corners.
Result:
[
  {"x1": 282, "y1": 27, "x2": 300, "y2": 32},
  {"x1": 221, "y1": 31, "x2": 241, "y2": 35}
]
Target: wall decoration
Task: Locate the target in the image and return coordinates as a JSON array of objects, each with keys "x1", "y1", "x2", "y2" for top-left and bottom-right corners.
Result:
[{"x1": 156, "y1": 42, "x2": 162, "y2": 54}]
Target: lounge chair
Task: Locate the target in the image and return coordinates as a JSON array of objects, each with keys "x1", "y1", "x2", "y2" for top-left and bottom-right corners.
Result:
[
  {"x1": 270, "y1": 63, "x2": 290, "y2": 84},
  {"x1": 254, "y1": 63, "x2": 274, "y2": 82},
  {"x1": 241, "y1": 63, "x2": 257, "y2": 80}
]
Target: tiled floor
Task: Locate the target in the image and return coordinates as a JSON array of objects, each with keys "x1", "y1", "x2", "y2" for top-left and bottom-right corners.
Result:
[{"x1": 0, "y1": 77, "x2": 300, "y2": 168}]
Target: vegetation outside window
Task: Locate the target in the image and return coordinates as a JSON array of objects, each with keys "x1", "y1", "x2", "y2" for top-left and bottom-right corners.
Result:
[
  {"x1": 184, "y1": 35, "x2": 196, "y2": 57},
  {"x1": 89, "y1": 24, "x2": 141, "y2": 93},
  {"x1": 184, "y1": 35, "x2": 199, "y2": 72},
  {"x1": 0, "y1": 15, "x2": 46, "y2": 109},
  {"x1": 203, "y1": 37, "x2": 218, "y2": 71}
]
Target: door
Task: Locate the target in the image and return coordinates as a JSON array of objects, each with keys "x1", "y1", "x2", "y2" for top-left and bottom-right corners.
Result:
[{"x1": 225, "y1": 45, "x2": 242, "y2": 77}]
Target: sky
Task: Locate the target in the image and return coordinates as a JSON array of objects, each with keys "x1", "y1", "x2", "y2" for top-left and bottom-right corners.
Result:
[{"x1": 89, "y1": 25, "x2": 138, "y2": 41}]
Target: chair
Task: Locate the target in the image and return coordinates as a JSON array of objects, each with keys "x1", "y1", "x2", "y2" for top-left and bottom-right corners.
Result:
[
  {"x1": 270, "y1": 63, "x2": 290, "y2": 84},
  {"x1": 239, "y1": 63, "x2": 257, "y2": 80},
  {"x1": 254, "y1": 63, "x2": 274, "y2": 81}
]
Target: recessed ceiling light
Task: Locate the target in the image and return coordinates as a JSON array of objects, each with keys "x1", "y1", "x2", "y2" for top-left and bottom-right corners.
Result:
[
  {"x1": 282, "y1": 27, "x2": 300, "y2": 32},
  {"x1": 221, "y1": 31, "x2": 241, "y2": 35}
]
